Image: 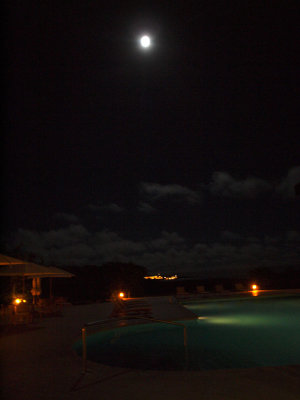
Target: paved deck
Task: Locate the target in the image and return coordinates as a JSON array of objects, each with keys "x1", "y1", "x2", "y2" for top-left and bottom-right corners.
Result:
[{"x1": 1, "y1": 296, "x2": 299, "y2": 400}]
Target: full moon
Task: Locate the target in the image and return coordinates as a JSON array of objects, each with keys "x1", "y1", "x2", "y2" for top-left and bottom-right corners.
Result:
[{"x1": 140, "y1": 35, "x2": 151, "y2": 48}]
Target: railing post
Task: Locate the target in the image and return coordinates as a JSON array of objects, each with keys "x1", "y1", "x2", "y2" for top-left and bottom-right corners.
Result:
[
  {"x1": 81, "y1": 327, "x2": 87, "y2": 374},
  {"x1": 183, "y1": 326, "x2": 188, "y2": 370}
]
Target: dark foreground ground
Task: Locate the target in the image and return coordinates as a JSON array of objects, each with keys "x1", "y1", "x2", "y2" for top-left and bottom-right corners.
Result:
[{"x1": 1, "y1": 296, "x2": 299, "y2": 400}]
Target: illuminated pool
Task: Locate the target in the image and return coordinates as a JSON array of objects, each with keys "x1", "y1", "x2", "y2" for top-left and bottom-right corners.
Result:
[{"x1": 74, "y1": 295, "x2": 300, "y2": 370}]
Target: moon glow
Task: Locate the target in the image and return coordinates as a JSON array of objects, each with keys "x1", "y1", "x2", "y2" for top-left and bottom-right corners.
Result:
[{"x1": 140, "y1": 35, "x2": 151, "y2": 48}]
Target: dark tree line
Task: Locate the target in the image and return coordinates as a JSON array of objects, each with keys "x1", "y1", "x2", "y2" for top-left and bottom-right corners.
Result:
[{"x1": 52, "y1": 262, "x2": 148, "y2": 303}]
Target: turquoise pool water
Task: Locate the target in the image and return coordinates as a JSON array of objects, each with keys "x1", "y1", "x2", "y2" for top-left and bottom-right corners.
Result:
[{"x1": 74, "y1": 295, "x2": 300, "y2": 370}]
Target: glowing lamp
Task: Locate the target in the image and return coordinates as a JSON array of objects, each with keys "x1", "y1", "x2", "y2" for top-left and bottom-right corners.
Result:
[
  {"x1": 119, "y1": 292, "x2": 125, "y2": 298},
  {"x1": 14, "y1": 298, "x2": 22, "y2": 305},
  {"x1": 251, "y1": 284, "x2": 258, "y2": 290}
]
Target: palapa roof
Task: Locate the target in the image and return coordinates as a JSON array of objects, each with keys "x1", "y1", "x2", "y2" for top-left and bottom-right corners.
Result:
[
  {"x1": 0, "y1": 254, "x2": 28, "y2": 265},
  {"x1": 0, "y1": 254, "x2": 74, "y2": 278}
]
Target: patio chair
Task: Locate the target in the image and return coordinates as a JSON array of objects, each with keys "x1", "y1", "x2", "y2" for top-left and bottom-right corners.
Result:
[
  {"x1": 214, "y1": 284, "x2": 224, "y2": 293},
  {"x1": 10, "y1": 303, "x2": 34, "y2": 325},
  {"x1": 35, "y1": 298, "x2": 62, "y2": 317}
]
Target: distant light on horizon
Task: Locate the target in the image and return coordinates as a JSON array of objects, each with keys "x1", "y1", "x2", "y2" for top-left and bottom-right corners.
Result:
[{"x1": 144, "y1": 274, "x2": 178, "y2": 280}]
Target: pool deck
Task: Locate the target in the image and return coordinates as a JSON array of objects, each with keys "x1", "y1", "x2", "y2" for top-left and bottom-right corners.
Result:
[{"x1": 1, "y1": 296, "x2": 299, "y2": 400}]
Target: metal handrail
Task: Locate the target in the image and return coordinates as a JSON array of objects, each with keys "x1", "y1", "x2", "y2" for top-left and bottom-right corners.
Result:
[{"x1": 81, "y1": 316, "x2": 188, "y2": 373}]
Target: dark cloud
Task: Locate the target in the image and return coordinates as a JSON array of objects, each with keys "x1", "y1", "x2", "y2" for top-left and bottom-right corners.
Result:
[
  {"x1": 286, "y1": 230, "x2": 300, "y2": 243},
  {"x1": 140, "y1": 182, "x2": 202, "y2": 204},
  {"x1": 245, "y1": 236, "x2": 260, "y2": 244},
  {"x1": 88, "y1": 203, "x2": 124, "y2": 213},
  {"x1": 139, "y1": 167, "x2": 300, "y2": 206},
  {"x1": 147, "y1": 231, "x2": 185, "y2": 250},
  {"x1": 54, "y1": 213, "x2": 80, "y2": 224},
  {"x1": 220, "y1": 231, "x2": 242, "y2": 243},
  {"x1": 210, "y1": 172, "x2": 272, "y2": 198},
  {"x1": 12, "y1": 225, "x2": 300, "y2": 277},
  {"x1": 209, "y1": 167, "x2": 300, "y2": 199},
  {"x1": 9, "y1": 167, "x2": 298, "y2": 276},
  {"x1": 137, "y1": 202, "x2": 157, "y2": 214},
  {"x1": 264, "y1": 235, "x2": 280, "y2": 245},
  {"x1": 276, "y1": 166, "x2": 300, "y2": 198},
  {"x1": 16, "y1": 225, "x2": 90, "y2": 251}
]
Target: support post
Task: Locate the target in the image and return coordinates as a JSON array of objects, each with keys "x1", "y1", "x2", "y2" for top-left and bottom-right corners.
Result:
[
  {"x1": 82, "y1": 327, "x2": 87, "y2": 374},
  {"x1": 49, "y1": 278, "x2": 53, "y2": 299}
]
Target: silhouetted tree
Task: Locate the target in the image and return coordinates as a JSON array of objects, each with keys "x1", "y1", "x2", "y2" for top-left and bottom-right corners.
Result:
[{"x1": 101, "y1": 262, "x2": 148, "y2": 297}]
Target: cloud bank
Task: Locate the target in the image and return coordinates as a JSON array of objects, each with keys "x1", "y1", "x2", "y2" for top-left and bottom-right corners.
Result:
[
  {"x1": 210, "y1": 172, "x2": 272, "y2": 198},
  {"x1": 140, "y1": 167, "x2": 300, "y2": 205},
  {"x1": 210, "y1": 167, "x2": 300, "y2": 199},
  {"x1": 12, "y1": 225, "x2": 300, "y2": 277}
]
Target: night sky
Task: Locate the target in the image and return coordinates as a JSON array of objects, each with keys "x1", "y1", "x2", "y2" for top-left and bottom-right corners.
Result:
[{"x1": 2, "y1": 1, "x2": 299, "y2": 277}]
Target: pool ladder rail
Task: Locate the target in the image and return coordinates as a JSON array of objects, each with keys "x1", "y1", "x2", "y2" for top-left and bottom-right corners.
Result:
[{"x1": 81, "y1": 316, "x2": 188, "y2": 373}]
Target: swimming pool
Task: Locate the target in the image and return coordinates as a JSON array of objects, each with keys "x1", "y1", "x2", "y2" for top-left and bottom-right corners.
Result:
[{"x1": 74, "y1": 294, "x2": 300, "y2": 370}]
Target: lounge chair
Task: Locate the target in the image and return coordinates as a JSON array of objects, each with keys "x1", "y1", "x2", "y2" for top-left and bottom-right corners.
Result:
[
  {"x1": 234, "y1": 283, "x2": 245, "y2": 291},
  {"x1": 176, "y1": 286, "x2": 189, "y2": 297},
  {"x1": 111, "y1": 298, "x2": 152, "y2": 318},
  {"x1": 196, "y1": 285, "x2": 206, "y2": 294}
]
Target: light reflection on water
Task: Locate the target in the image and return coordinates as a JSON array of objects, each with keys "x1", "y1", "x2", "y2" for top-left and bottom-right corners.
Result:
[
  {"x1": 188, "y1": 295, "x2": 300, "y2": 328},
  {"x1": 75, "y1": 295, "x2": 300, "y2": 370},
  {"x1": 198, "y1": 314, "x2": 282, "y2": 326}
]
